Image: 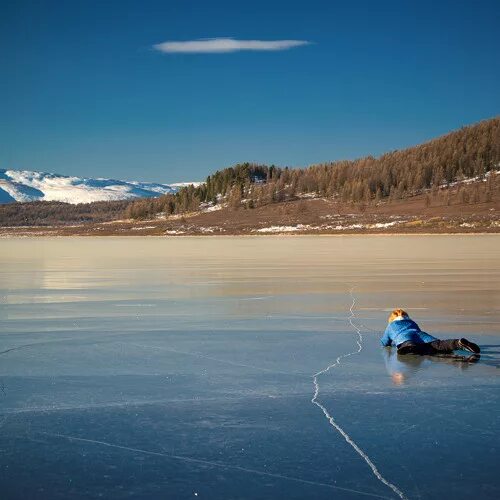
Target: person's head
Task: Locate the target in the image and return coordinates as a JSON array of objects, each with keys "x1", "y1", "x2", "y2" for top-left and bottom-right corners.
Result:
[{"x1": 388, "y1": 308, "x2": 409, "y2": 323}]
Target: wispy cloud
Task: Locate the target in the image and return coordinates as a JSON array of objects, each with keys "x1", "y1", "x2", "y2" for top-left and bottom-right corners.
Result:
[{"x1": 153, "y1": 38, "x2": 311, "y2": 54}]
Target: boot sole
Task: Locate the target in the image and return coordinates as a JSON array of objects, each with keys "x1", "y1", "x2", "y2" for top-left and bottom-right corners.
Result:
[{"x1": 459, "y1": 339, "x2": 480, "y2": 354}]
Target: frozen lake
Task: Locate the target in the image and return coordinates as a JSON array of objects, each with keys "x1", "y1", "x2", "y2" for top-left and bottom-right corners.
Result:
[{"x1": 1, "y1": 235, "x2": 499, "y2": 499}]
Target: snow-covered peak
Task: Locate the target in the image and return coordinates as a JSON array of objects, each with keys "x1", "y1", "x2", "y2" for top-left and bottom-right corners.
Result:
[{"x1": 0, "y1": 168, "x2": 200, "y2": 205}]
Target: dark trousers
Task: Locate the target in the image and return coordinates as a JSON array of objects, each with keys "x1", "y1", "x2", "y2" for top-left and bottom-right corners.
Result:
[{"x1": 397, "y1": 339, "x2": 459, "y2": 355}]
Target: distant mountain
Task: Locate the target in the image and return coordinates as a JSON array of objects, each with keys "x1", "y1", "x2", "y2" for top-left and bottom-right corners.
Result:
[{"x1": 0, "y1": 169, "x2": 200, "y2": 205}]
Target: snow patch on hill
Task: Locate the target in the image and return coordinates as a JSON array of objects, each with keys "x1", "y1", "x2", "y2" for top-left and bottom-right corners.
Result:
[{"x1": 0, "y1": 169, "x2": 199, "y2": 205}]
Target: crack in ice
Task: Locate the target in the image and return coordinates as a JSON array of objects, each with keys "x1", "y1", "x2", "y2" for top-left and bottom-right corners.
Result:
[
  {"x1": 0, "y1": 394, "x2": 296, "y2": 416},
  {"x1": 311, "y1": 288, "x2": 408, "y2": 500},
  {"x1": 127, "y1": 342, "x2": 302, "y2": 376},
  {"x1": 41, "y1": 432, "x2": 392, "y2": 499}
]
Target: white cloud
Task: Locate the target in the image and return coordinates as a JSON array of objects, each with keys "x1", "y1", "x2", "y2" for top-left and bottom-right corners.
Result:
[{"x1": 153, "y1": 38, "x2": 311, "y2": 54}]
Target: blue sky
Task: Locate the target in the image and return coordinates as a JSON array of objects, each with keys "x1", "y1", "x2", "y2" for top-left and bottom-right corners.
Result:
[{"x1": 1, "y1": 0, "x2": 499, "y2": 183}]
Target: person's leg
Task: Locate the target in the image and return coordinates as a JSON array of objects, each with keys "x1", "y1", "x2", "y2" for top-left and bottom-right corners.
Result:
[
  {"x1": 428, "y1": 339, "x2": 458, "y2": 353},
  {"x1": 430, "y1": 338, "x2": 480, "y2": 354},
  {"x1": 397, "y1": 341, "x2": 418, "y2": 355},
  {"x1": 397, "y1": 341, "x2": 435, "y2": 355}
]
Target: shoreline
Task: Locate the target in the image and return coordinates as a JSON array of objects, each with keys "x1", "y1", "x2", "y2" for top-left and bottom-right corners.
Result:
[{"x1": 1, "y1": 231, "x2": 499, "y2": 238}]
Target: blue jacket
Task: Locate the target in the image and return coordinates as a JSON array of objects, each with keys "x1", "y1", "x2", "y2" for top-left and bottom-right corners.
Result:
[{"x1": 380, "y1": 318, "x2": 437, "y2": 347}]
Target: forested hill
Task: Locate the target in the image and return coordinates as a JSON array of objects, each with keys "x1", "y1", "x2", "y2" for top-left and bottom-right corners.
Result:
[
  {"x1": 125, "y1": 117, "x2": 499, "y2": 219},
  {"x1": 1, "y1": 117, "x2": 498, "y2": 228}
]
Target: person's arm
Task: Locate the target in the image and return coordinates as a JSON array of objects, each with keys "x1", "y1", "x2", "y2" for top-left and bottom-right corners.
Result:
[{"x1": 380, "y1": 324, "x2": 393, "y2": 347}]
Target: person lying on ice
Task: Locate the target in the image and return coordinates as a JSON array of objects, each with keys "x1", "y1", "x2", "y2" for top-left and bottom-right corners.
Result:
[{"x1": 380, "y1": 308, "x2": 480, "y2": 355}]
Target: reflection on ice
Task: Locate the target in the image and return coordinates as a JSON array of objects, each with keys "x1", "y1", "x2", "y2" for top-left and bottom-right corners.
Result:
[{"x1": 382, "y1": 348, "x2": 482, "y2": 386}]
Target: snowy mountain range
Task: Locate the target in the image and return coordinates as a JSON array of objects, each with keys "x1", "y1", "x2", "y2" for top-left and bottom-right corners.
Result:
[{"x1": 0, "y1": 169, "x2": 199, "y2": 204}]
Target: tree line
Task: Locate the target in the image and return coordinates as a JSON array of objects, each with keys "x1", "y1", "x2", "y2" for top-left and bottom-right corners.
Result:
[
  {"x1": 125, "y1": 117, "x2": 499, "y2": 218},
  {"x1": 0, "y1": 199, "x2": 129, "y2": 226}
]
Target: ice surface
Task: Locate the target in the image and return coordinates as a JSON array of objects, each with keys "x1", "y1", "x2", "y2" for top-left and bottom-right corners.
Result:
[{"x1": 0, "y1": 236, "x2": 499, "y2": 499}]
